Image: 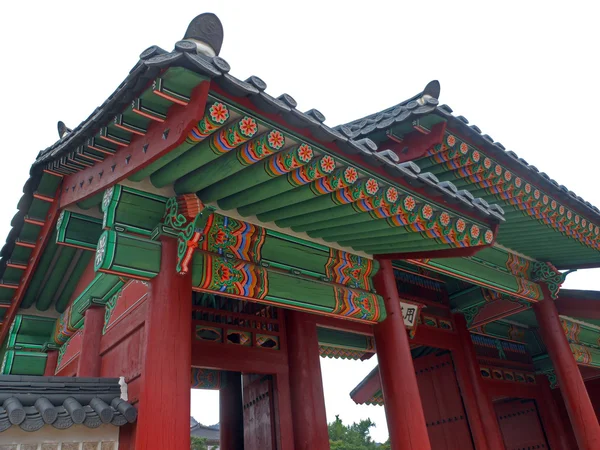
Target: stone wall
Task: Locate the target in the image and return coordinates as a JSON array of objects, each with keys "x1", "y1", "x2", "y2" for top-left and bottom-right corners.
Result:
[{"x1": 0, "y1": 424, "x2": 118, "y2": 450}]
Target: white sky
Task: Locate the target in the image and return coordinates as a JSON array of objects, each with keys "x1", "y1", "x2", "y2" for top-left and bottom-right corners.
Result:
[{"x1": 2, "y1": 0, "x2": 600, "y2": 443}]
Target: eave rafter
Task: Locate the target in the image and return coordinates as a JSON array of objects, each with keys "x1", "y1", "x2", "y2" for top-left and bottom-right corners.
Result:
[{"x1": 415, "y1": 131, "x2": 600, "y2": 252}]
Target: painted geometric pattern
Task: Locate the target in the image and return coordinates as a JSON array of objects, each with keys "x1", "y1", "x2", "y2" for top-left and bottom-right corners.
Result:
[
  {"x1": 191, "y1": 368, "x2": 223, "y2": 390},
  {"x1": 425, "y1": 132, "x2": 600, "y2": 250},
  {"x1": 196, "y1": 253, "x2": 268, "y2": 300},
  {"x1": 332, "y1": 286, "x2": 383, "y2": 322},
  {"x1": 570, "y1": 343, "x2": 593, "y2": 366},
  {"x1": 237, "y1": 130, "x2": 285, "y2": 166},
  {"x1": 265, "y1": 144, "x2": 314, "y2": 177},
  {"x1": 319, "y1": 346, "x2": 372, "y2": 360},
  {"x1": 186, "y1": 101, "x2": 230, "y2": 144},
  {"x1": 200, "y1": 214, "x2": 266, "y2": 264},
  {"x1": 506, "y1": 252, "x2": 531, "y2": 278},
  {"x1": 562, "y1": 319, "x2": 581, "y2": 344},
  {"x1": 325, "y1": 250, "x2": 376, "y2": 291}
]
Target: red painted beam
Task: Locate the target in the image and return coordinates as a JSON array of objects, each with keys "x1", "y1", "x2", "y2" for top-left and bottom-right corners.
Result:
[
  {"x1": 0, "y1": 192, "x2": 60, "y2": 347},
  {"x1": 556, "y1": 297, "x2": 600, "y2": 321},
  {"x1": 483, "y1": 378, "x2": 541, "y2": 400},
  {"x1": 286, "y1": 311, "x2": 330, "y2": 450},
  {"x1": 534, "y1": 285, "x2": 600, "y2": 449},
  {"x1": 76, "y1": 306, "x2": 104, "y2": 377},
  {"x1": 43, "y1": 350, "x2": 58, "y2": 376},
  {"x1": 411, "y1": 325, "x2": 459, "y2": 350},
  {"x1": 192, "y1": 339, "x2": 289, "y2": 375},
  {"x1": 313, "y1": 314, "x2": 374, "y2": 336},
  {"x1": 350, "y1": 368, "x2": 381, "y2": 405},
  {"x1": 386, "y1": 121, "x2": 447, "y2": 162},
  {"x1": 135, "y1": 238, "x2": 192, "y2": 450},
  {"x1": 59, "y1": 81, "x2": 211, "y2": 207}
]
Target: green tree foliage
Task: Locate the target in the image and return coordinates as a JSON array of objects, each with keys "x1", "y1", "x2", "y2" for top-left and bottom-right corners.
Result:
[
  {"x1": 190, "y1": 436, "x2": 211, "y2": 450},
  {"x1": 328, "y1": 415, "x2": 390, "y2": 449}
]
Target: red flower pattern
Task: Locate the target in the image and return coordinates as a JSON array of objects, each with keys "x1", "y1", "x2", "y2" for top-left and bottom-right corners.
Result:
[
  {"x1": 440, "y1": 212, "x2": 450, "y2": 226},
  {"x1": 404, "y1": 196, "x2": 416, "y2": 211},
  {"x1": 456, "y1": 219, "x2": 466, "y2": 232},
  {"x1": 484, "y1": 158, "x2": 492, "y2": 169},
  {"x1": 344, "y1": 167, "x2": 358, "y2": 184},
  {"x1": 298, "y1": 144, "x2": 313, "y2": 162},
  {"x1": 447, "y1": 135, "x2": 456, "y2": 147},
  {"x1": 267, "y1": 130, "x2": 284, "y2": 149},
  {"x1": 320, "y1": 156, "x2": 335, "y2": 173},
  {"x1": 460, "y1": 142, "x2": 468, "y2": 154},
  {"x1": 471, "y1": 225, "x2": 480, "y2": 239},
  {"x1": 472, "y1": 151, "x2": 480, "y2": 162},
  {"x1": 386, "y1": 187, "x2": 398, "y2": 203},
  {"x1": 239, "y1": 117, "x2": 257, "y2": 137},
  {"x1": 422, "y1": 205, "x2": 433, "y2": 219},
  {"x1": 485, "y1": 230, "x2": 494, "y2": 243},
  {"x1": 209, "y1": 102, "x2": 229, "y2": 124},
  {"x1": 365, "y1": 178, "x2": 378, "y2": 195}
]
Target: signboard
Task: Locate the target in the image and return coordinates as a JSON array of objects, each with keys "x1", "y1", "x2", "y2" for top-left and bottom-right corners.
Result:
[{"x1": 400, "y1": 301, "x2": 421, "y2": 329}]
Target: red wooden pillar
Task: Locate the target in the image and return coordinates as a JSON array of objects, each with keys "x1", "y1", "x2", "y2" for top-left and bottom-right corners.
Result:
[
  {"x1": 536, "y1": 375, "x2": 572, "y2": 450},
  {"x1": 286, "y1": 310, "x2": 329, "y2": 450},
  {"x1": 373, "y1": 259, "x2": 431, "y2": 450},
  {"x1": 454, "y1": 314, "x2": 506, "y2": 450},
  {"x1": 44, "y1": 349, "x2": 58, "y2": 376},
  {"x1": 451, "y1": 347, "x2": 490, "y2": 450},
  {"x1": 533, "y1": 293, "x2": 600, "y2": 449},
  {"x1": 76, "y1": 306, "x2": 104, "y2": 377},
  {"x1": 220, "y1": 371, "x2": 244, "y2": 450},
  {"x1": 135, "y1": 238, "x2": 192, "y2": 450}
]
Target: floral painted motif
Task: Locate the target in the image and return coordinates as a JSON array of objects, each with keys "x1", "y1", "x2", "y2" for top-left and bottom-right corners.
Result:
[
  {"x1": 267, "y1": 130, "x2": 285, "y2": 149},
  {"x1": 421, "y1": 204, "x2": 434, "y2": 220},
  {"x1": 344, "y1": 167, "x2": 359, "y2": 184},
  {"x1": 485, "y1": 229, "x2": 495, "y2": 244},
  {"x1": 239, "y1": 117, "x2": 258, "y2": 137},
  {"x1": 201, "y1": 214, "x2": 266, "y2": 263},
  {"x1": 365, "y1": 178, "x2": 379, "y2": 195},
  {"x1": 446, "y1": 135, "x2": 456, "y2": 147},
  {"x1": 332, "y1": 286, "x2": 383, "y2": 322},
  {"x1": 320, "y1": 155, "x2": 336, "y2": 173},
  {"x1": 298, "y1": 144, "x2": 313, "y2": 162},
  {"x1": 209, "y1": 102, "x2": 229, "y2": 124},
  {"x1": 460, "y1": 142, "x2": 468, "y2": 153},
  {"x1": 456, "y1": 219, "x2": 466, "y2": 233},
  {"x1": 386, "y1": 187, "x2": 399, "y2": 203},
  {"x1": 404, "y1": 196, "x2": 416, "y2": 211},
  {"x1": 440, "y1": 212, "x2": 451, "y2": 227},
  {"x1": 470, "y1": 225, "x2": 480, "y2": 239},
  {"x1": 325, "y1": 250, "x2": 377, "y2": 291},
  {"x1": 197, "y1": 254, "x2": 268, "y2": 300},
  {"x1": 484, "y1": 158, "x2": 492, "y2": 169}
]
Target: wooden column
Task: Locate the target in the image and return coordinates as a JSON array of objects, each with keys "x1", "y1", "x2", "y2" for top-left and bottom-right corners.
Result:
[
  {"x1": 286, "y1": 310, "x2": 329, "y2": 450},
  {"x1": 451, "y1": 347, "x2": 490, "y2": 450},
  {"x1": 76, "y1": 306, "x2": 104, "y2": 377},
  {"x1": 135, "y1": 238, "x2": 192, "y2": 450},
  {"x1": 536, "y1": 375, "x2": 572, "y2": 450},
  {"x1": 220, "y1": 371, "x2": 244, "y2": 450},
  {"x1": 533, "y1": 293, "x2": 600, "y2": 449},
  {"x1": 373, "y1": 259, "x2": 431, "y2": 450},
  {"x1": 454, "y1": 314, "x2": 506, "y2": 450},
  {"x1": 44, "y1": 349, "x2": 58, "y2": 376}
]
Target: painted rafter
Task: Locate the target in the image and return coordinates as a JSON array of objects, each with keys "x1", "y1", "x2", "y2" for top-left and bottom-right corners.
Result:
[{"x1": 416, "y1": 131, "x2": 600, "y2": 251}]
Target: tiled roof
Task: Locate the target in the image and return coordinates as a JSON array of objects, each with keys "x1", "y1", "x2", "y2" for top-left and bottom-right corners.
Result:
[
  {"x1": 337, "y1": 86, "x2": 600, "y2": 223},
  {"x1": 28, "y1": 37, "x2": 503, "y2": 223},
  {"x1": 0, "y1": 375, "x2": 137, "y2": 432}
]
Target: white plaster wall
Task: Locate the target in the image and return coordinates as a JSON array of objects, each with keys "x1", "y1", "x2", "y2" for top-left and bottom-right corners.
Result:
[{"x1": 0, "y1": 424, "x2": 118, "y2": 450}]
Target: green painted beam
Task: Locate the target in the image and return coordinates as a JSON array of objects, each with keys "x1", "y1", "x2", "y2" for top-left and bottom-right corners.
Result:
[
  {"x1": 56, "y1": 210, "x2": 103, "y2": 250},
  {"x1": 174, "y1": 129, "x2": 287, "y2": 193},
  {"x1": 102, "y1": 185, "x2": 167, "y2": 236},
  {"x1": 218, "y1": 155, "x2": 337, "y2": 211},
  {"x1": 197, "y1": 144, "x2": 317, "y2": 203}
]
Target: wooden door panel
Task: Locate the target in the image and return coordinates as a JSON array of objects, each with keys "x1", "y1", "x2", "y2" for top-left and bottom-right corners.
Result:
[
  {"x1": 495, "y1": 399, "x2": 549, "y2": 450},
  {"x1": 243, "y1": 374, "x2": 277, "y2": 450},
  {"x1": 414, "y1": 352, "x2": 474, "y2": 450}
]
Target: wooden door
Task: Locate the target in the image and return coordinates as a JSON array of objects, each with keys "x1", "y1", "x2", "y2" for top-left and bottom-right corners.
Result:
[
  {"x1": 415, "y1": 352, "x2": 475, "y2": 450},
  {"x1": 243, "y1": 374, "x2": 277, "y2": 450},
  {"x1": 495, "y1": 399, "x2": 549, "y2": 449}
]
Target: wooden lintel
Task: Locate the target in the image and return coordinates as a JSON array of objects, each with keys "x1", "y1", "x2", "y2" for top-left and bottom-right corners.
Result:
[
  {"x1": 313, "y1": 314, "x2": 374, "y2": 336},
  {"x1": 386, "y1": 121, "x2": 447, "y2": 162},
  {"x1": 192, "y1": 339, "x2": 289, "y2": 375},
  {"x1": 483, "y1": 378, "x2": 541, "y2": 400},
  {"x1": 411, "y1": 325, "x2": 459, "y2": 350},
  {"x1": 376, "y1": 243, "x2": 491, "y2": 261},
  {"x1": 0, "y1": 193, "x2": 61, "y2": 346},
  {"x1": 350, "y1": 369, "x2": 381, "y2": 405},
  {"x1": 557, "y1": 297, "x2": 600, "y2": 321},
  {"x1": 58, "y1": 80, "x2": 211, "y2": 208}
]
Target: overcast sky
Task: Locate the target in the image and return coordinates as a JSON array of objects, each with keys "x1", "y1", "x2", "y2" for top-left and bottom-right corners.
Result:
[{"x1": 2, "y1": 0, "x2": 599, "y2": 443}]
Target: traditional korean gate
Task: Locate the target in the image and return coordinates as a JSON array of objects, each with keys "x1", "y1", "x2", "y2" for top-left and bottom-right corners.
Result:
[
  {"x1": 414, "y1": 352, "x2": 475, "y2": 450},
  {"x1": 495, "y1": 399, "x2": 549, "y2": 449},
  {"x1": 243, "y1": 374, "x2": 277, "y2": 450}
]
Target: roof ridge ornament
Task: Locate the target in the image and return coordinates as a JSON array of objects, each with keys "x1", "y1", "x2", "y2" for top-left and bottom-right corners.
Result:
[
  {"x1": 183, "y1": 13, "x2": 224, "y2": 57},
  {"x1": 57, "y1": 121, "x2": 71, "y2": 139}
]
